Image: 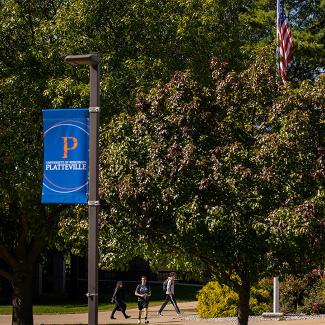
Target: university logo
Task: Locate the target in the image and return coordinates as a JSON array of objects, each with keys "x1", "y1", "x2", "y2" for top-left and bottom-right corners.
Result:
[
  {"x1": 62, "y1": 136, "x2": 78, "y2": 159},
  {"x1": 42, "y1": 109, "x2": 89, "y2": 204}
]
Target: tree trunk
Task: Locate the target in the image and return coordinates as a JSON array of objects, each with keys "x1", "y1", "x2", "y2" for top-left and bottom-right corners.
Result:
[
  {"x1": 237, "y1": 280, "x2": 250, "y2": 325},
  {"x1": 12, "y1": 267, "x2": 34, "y2": 325}
]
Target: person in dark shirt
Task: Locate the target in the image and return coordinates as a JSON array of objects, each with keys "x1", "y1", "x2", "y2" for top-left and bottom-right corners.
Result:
[
  {"x1": 135, "y1": 275, "x2": 151, "y2": 324},
  {"x1": 110, "y1": 281, "x2": 131, "y2": 320}
]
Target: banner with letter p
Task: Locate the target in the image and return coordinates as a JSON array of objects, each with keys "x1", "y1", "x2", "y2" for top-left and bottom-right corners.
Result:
[{"x1": 42, "y1": 108, "x2": 89, "y2": 204}]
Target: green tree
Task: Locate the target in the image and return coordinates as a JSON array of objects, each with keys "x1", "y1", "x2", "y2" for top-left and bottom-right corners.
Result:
[
  {"x1": 287, "y1": 0, "x2": 325, "y2": 80},
  {"x1": 0, "y1": 2, "x2": 253, "y2": 323},
  {"x1": 1, "y1": 1, "x2": 323, "y2": 324},
  {"x1": 240, "y1": 0, "x2": 325, "y2": 81},
  {"x1": 98, "y1": 50, "x2": 325, "y2": 325},
  {"x1": 45, "y1": 0, "x2": 324, "y2": 117},
  {"x1": 0, "y1": 1, "x2": 68, "y2": 324},
  {"x1": 46, "y1": 0, "x2": 256, "y2": 116}
]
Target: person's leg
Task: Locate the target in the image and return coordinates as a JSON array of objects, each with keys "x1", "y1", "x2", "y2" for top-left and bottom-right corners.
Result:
[
  {"x1": 144, "y1": 307, "x2": 149, "y2": 323},
  {"x1": 111, "y1": 304, "x2": 118, "y2": 318},
  {"x1": 138, "y1": 303, "x2": 143, "y2": 323},
  {"x1": 116, "y1": 301, "x2": 125, "y2": 317},
  {"x1": 170, "y1": 295, "x2": 181, "y2": 314},
  {"x1": 158, "y1": 295, "x2": 170, "y2": 314},
  {"x1": 121, "y1": 302, "x2": 130, "y2": 318}
]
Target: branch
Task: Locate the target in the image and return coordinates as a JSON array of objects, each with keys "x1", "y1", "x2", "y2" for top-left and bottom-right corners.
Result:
[
  {"x1": 0, "y1": 266, "x2": 13, "y2": 281},
  {"x1": 27, "y1": 7, "x2": 36, "y2": 44},
  {"x1": 28, "y1": 238, "x2": 43, "y2": 265},
  {"x1": 220, "y1": 270, "x2": 243, "y2": 294},
  {"x1": 26, "y1": 206, "x2": 46, "y2": 265},
  {"x1": 0, "y1": 244, "x2": 18, "y2": 269},
  {"x1": 14, "y1": 211, "x2": 28, "y2": 262}
]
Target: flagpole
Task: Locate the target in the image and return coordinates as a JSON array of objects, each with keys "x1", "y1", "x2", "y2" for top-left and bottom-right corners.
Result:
[
  {"x1": 262, "y1": 5, "x2": 283, "y2": 318},
  {"x1": 276, "y1": 0, "x2": 280, "y2": 86},
  {"x1": 274, "y1": 0, "x2": 281, "y2": 314}
]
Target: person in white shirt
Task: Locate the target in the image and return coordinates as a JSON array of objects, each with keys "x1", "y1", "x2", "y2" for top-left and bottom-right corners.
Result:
[{"x1": 158, "y1": 272, "x2": 181, "y2": 315}]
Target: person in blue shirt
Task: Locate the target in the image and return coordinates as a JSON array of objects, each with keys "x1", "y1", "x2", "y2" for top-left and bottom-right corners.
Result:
[{"x1": 135, "y1": 275, "x2": 151, "y2": 324}]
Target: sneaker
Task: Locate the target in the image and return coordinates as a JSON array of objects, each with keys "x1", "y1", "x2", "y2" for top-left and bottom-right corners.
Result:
[
  {"x1": 138, "y1": 320, "x2": 141, "y2": 324},
  {"x1": 110, "y1": 316, "x2": 116, "y2": 319},
  {"x1": 157, "y1": 312, "x2": 162, "y2": 316},
  {"x1": 125, "y1": 315, "x2": 131, "y2": 319},
  {"x1": 145, "y1": 320, "x2": 149, "y2": 324}
]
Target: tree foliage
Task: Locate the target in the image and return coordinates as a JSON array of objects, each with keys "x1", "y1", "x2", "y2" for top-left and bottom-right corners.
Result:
[
  {"x1": 44, "y1": 0, "x2": 324, "y2": 116},
  {"x1": 98, "y1": 51, "x2": 325, "y2": 324},
  {"x1": 0, "y1": 2, "x2": 68, "y2": 324},
  {"x1": 0, "y1": 1, "x2": 324, "y2": 324}
]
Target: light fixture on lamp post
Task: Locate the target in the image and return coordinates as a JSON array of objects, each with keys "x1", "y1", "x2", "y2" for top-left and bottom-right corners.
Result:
[{"x1": 65, "y1": 52, "x2": 100, "y2": 325}]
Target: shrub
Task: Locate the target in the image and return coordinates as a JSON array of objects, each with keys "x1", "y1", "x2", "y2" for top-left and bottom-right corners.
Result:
[
  {"x1": 197, "y1": 281, "x2": 238, "y2": 317},
  {"x1": 250, "y1": 278, "x2": 273, "y2": 315},
  {"x1": 280, "y1": 274, "x2": 324, "y2": 314},
  {"x1": 298, "y1": 278, "x2": 325, "y2": 314},
  {"x1": 197, "y1": 279, "x2": 272, "y2": 318}
]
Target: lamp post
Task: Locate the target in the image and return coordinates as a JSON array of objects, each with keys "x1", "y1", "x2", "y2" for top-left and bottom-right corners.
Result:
[{"x1": 65, "y1": 52, "x2": 100, "y2": 325}]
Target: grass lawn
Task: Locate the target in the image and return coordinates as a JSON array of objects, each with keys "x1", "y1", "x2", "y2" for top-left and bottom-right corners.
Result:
[
  {"x1": 0, "y1": 301, "x2": 159, "y2": 315},
  {"x1": 0, "y1": 283, "x2": 200, "y2": 315}
]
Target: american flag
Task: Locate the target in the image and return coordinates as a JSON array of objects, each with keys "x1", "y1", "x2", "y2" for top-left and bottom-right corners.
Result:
[{"x1": 277, "y1": 0, "x2": 294, "y2": 82}]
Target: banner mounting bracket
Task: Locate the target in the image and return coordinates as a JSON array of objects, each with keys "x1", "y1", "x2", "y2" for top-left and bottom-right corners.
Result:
[
  {"x1": 89, "y1": 106, "x2": 100, "y2": 113},
  {"x1": 88, "y1": 200, "x2": 100, "y2": 206}
]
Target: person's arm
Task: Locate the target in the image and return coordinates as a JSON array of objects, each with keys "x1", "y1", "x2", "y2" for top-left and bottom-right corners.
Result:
[
  {"x1": 134, "y1": 285, "x2": 143, "y2": 298},
  {"x1": 147, "y1": 285, "x2": 151, "y2": 297},
  {"x1": 111, "y1": 288, "x2": 117, "y2": 302},
  {"x1": 166, "y1": 279, "x2": 172, "y2": 295}
]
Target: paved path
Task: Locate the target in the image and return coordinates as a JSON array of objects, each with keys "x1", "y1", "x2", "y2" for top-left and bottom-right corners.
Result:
[{"x1": 1, "y1": 301, "x2": 325, "y2": 325}]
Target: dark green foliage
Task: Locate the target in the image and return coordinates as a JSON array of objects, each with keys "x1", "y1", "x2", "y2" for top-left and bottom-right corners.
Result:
[
  {"x1": 47, "y1": 0, "x2": 254, "y2": 117},
  {"x1": 100, "y1": 50, "x2": 325, "y2": 276},
  {"x1": 0, "y1": 1, "x2": 324, "y2": 324},
  {"x1": 280, "y1": 274, "x2": 325, "y2": 314},
  {"x1": 286, "y1": 0, "x2": 325, "y2": 81},
  {"x1": 301, "y1": 278, "x2": 325, "y2": 314},
  {"x1": 0, "y1": 2, "x2": 70, "y2": 324},
  {"x1": 99, "y1": 52, "x2": 325, "y2": 324},
  {"x1": 240, "y1": 0, "x2": 325, "y2": 81},
  {"x1": 38, "y1": 0, "x2": 324, "y2": 116}
]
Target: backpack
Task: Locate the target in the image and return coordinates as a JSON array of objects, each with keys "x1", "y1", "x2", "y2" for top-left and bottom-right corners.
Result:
[{"x1": 162, "y1": 279, "x2": 168, "y2": 291}]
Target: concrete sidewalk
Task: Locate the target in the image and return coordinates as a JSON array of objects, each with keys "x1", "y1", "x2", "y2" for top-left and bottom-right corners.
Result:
[{"x1": 1, "y1": 301, "x2": 325, "y2": 325}]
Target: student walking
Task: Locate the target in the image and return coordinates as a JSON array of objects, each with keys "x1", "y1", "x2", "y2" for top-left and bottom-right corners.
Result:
[
  {"x1": 135, "y1": 275, "x2": 151, "y2": 324},
  {"x1": 158, "y1": 272, "x2": 181, "y2": 315},
  {"x1": 110, "y1": 281, "x2": 131, "y2": 320}
]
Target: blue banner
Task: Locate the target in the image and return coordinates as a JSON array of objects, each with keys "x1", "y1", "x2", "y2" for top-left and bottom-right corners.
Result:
[{"x1": 42, "y1": 108, "x2": 89, "y2": 204}]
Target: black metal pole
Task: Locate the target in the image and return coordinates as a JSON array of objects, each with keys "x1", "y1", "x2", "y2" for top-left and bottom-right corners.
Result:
[{"x1": 88, "y1": 53, "x2": 100, "y2": 325}]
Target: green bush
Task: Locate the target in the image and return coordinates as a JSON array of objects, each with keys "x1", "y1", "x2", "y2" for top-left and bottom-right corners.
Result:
[
  {"x1": 196, "y1": 279, "x2": 272, "y2": 318},
  {"x1": 250, "y1": 278, "x2": 273, "y2": 315},
  {"x1": 280, "y1": 274, "x2": 325, "y2": 314},
  {"x1": 197, "y1": 281, "x2": 238, "y2": 317},
  {"x1": 301, "y1": 278, "x2": 325, "y2": 314}
]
